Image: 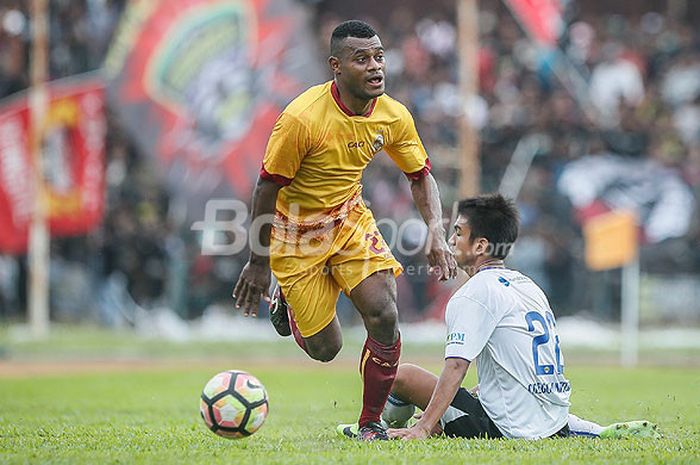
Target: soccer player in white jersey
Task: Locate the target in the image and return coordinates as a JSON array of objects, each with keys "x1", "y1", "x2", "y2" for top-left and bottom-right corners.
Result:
[
  {"x1": 390, "y1": 193, "x2": 571, "y2": 439},
  {"x1": 338, "y1": 193, "x2": 659, "y2": 440}
]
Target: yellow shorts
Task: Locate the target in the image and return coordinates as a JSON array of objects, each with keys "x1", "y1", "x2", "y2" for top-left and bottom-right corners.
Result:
[{"x1": 269, "y1": 198, "x2": 402, "y2": 338}]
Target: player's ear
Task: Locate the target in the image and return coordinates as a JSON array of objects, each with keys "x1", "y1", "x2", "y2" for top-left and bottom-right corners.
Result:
[
  {"x1": 329, "y1": 55, "x2": 340, "y2": 75},
  {"x1": 474, "y1": 237, "x2": 490, "y2": 256}
]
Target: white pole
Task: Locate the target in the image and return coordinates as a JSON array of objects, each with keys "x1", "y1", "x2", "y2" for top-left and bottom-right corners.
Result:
[
  {"x1": 457, "y1": 0, "x2": 480, "y2": 197},
  {"x1": 28, "y1": 0, "x2": 50, "y2": 338},
  {"x1": 621, "y1": 255, "x2": 640, "y2": 367},
  {"x1": 498, "y1": 134, "x2": 541, "y2": 199}
]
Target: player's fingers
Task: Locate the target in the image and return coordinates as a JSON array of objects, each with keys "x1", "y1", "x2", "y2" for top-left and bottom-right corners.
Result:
[
  {"x1": 447, "y1": 253, "x2": 458, "y2": 279},
  {"x1": 236, "y1": 283, "x2": 250, "y2": 310},
  {"x1": 437, "y1": 253, "x2": 450, "y2": 281},
  {"x1": 261, "y1": 285, "x2": 271, "y2": 303},
  {"x1": 427, "y1": 251, "x2": 439, "y2": 268},
  {"x1": 249, "y1": 305, "x2": 258, "y2": 318},
  {"x1": 243, "y1": 286, "x2": 260, "y2": 316},
  {"x1": 249, "y1": 290, "x2": 260, "y2": 318},
  {"x1": 443, "y1": 252, "x2": 455, "y2": 280},
  {"x1": 232, "y1": 279, "x2": 243, "y2": 301},
  {"x1": 241, "y1": 287, "x2": 254, "y2": 316}
]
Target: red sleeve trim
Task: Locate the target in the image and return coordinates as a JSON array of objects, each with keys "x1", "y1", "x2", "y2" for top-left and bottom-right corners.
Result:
[
  {"x1": 260, "y1": 166, "x2": 293, "y2": 186},
  {"x1": 404, "y1": 158, "x2": 432, "y2": 181}
]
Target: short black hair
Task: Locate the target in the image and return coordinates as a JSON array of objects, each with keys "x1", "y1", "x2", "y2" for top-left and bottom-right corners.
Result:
[
  {"x1": 330, "y1": 20, "x2": 378, "y2": 56},
  {"x1": 457, "y1": 194, "x2": 519, "y2": 259}
]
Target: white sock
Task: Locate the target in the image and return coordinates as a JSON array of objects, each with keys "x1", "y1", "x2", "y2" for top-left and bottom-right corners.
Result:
[
  {"x1": 568, "y1": 413, "x2": 604, "y2": 437},
  {"x1": 382, "y1": 393, "x2": 415, "y2": 428}
]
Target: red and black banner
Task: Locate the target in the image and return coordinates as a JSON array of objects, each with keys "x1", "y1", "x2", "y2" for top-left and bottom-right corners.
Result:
[
  {"x1": 0, "y1": 75, "x2": 106, "y2": 253},
  {"x1": 104, "y1": 0, "x2": 321, "y2": 203}
]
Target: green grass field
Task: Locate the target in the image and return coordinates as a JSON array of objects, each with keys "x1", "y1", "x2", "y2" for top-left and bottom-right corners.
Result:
[{"x1": 0, "y1": 344, "x2": 699, "y2": 464}]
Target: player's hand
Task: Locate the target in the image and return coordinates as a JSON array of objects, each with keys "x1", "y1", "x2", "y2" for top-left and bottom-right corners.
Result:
[
  {"x1": 426, "y1": 234, "x2": 457, "y2": 281},
  {"x1": 232, "y1": 260, "x2": 271, "y2": 317},
  {"x1": 388, "y1": 423, "x2": 432, "y2": 440}
]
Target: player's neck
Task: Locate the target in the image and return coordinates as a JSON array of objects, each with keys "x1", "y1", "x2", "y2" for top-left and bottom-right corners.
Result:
[
  {"x1": 473, "y1": 257, "x2": 505, "y2": 275},
  {"x1": 333, "y1": 80, "x2": 374, "y2": 115}
]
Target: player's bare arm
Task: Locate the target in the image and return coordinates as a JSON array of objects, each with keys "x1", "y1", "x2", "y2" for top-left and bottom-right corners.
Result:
[
  {"x1": 232, "y1": 177, "x2": 282, "y2": 317},
  {"x1": 389, "y1": 357, "x2": 469, "y2": 440},
  {"x1": 410, "y1": 173, "x2": 458, "y2": 281}
]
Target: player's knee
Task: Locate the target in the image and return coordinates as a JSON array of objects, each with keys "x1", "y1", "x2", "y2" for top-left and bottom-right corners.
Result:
[
  {"x1": 307, "y1": 342, "x2": 342, "y2": 363},
  {"x1": 364, "y1": 303, "x2": 398, "y2": 333},
  {"x1": 393, "y1": 363, "x2": 418, "y2": 393}
]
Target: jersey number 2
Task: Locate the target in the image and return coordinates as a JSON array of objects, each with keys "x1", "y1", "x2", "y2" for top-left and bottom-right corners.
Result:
[
  {"x1": 525, "y1": 311, "x2": 564, "y2": 375},
  {"x1": 365, "y1": 231, "x2": 386, "y2": 255}
]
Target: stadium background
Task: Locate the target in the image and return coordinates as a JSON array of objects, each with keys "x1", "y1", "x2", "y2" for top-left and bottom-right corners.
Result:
[
  {"x1": 0, "y1": 3, "x2": 699, "y2": 464},
  {"x1": 0, "y1": 0, "x2": 698, "y2": 355}
]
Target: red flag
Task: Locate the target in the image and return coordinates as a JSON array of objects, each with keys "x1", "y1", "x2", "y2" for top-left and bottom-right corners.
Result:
[
  {"x1": 0, "y1": 76, "x2": 106, "y2": 253},
  {"x1": 0, "y1": 98, "x2": 33, "y2": 253},
  {"x1": 503, "y1": 0, "x2": 563, "y2": 46}
]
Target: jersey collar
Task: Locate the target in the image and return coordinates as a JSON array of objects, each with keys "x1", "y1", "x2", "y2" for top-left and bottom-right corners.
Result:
[
  {"x1": 331, "y1": 81, "x2": 377, "y2": 117},
  {"x1": 475, "y1": 260, "x2": 506, "y2": 274}
]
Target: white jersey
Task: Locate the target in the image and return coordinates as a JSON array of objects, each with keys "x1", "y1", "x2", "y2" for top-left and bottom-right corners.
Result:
[{"x1": 444, "y1": 268, "x2": 570, "y2": 439}]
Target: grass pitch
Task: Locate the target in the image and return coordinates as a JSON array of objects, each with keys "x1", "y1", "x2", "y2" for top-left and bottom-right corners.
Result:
[{"x1": 0, "y1": 355, "x2": 698, "y2": 465}]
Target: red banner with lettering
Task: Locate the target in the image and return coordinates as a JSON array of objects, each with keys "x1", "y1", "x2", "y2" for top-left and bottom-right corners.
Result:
[{"x1": 0, "y1": 76, "x2": 106, "y2": 253}]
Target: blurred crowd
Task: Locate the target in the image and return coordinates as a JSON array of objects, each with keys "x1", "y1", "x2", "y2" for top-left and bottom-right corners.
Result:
[
  {"x1": 320, "y1": 0, "x2": 700, "y2": 319},
  {"x1": 0, "y1": 0, "x2": 123, "y2": 95},
  {"x1": 0, "y1": 0, "x2": 698, "y2": 324}
]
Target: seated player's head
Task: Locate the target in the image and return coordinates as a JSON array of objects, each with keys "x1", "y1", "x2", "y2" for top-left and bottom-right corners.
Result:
[
  {"x1": 329, "y1": 20, "x2": 385, "y2": 100},
  {"x1": 449, "y1": 194, "x2": 520, "y2": 273}
]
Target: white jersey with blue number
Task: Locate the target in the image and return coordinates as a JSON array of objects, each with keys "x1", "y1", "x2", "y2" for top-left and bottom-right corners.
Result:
[{"x1": 444, "y1": 268, "x2": 570, "y2": 439}]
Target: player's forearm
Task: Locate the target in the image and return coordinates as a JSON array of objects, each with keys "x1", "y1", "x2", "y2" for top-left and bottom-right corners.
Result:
[
  {"x1": 410, "y1": 174, "x2": 446, "y2": 236},
  {"x1": 248, "y1": 177, "x2": 282, "y2": 265},
  {"x1": 416, "y1": 358, "x2": 469, "y2": 432}
]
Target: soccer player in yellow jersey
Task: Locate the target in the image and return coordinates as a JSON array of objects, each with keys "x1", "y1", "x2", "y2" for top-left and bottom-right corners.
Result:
[{"x1": 233, "y1": 20, "x2": 457, "y2": 441}]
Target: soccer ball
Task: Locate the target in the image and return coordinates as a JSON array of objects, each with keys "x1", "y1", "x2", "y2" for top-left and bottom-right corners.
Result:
[{"x1": 199, "y1": 370, "x2": 269, "y2": 439}]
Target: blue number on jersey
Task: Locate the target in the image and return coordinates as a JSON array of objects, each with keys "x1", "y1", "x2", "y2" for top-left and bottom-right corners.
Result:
[
  {"x1": 545, "y1": 312, "x2": 564, "y2": 375},
  {"x1": 525, "y1": 311, "x2": 564, "y2": 376}
]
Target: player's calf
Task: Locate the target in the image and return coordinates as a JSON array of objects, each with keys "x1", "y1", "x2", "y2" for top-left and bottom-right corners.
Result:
[{"x1": 382, "y1": 393, "x2": 415, "y2": 428}]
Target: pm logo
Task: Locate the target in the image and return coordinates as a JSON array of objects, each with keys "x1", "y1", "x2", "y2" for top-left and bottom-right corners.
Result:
[{"x1": 446, "y1": 332, "x2": 465, "y2": 345}]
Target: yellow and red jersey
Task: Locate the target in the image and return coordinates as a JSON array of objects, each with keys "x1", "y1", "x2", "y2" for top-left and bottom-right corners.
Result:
[{"x1": 260, "y1": 80, "x2": 430, "y2": 219}]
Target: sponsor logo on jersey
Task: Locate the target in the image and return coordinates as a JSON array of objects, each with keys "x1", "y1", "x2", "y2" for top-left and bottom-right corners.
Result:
[
  {"x1": 347, "y1": 132, "x2": 384, "y2": 152},
  {"x1": 372, "y1": 132, "x2": 384, "y2": 152},
  {"x1": 528, "y1": 380, "x2": 571, "y2": 395},
  {"x1": 498, "y1": 276, "x2": 510, "y2": 287},
  {"x1": 371, "y1": 356, "x2": 397, "y2": 368},
  {"x1": 446, "y1": 332, "x2": 465, "y2": 345}
]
